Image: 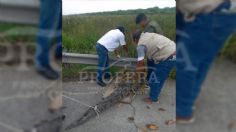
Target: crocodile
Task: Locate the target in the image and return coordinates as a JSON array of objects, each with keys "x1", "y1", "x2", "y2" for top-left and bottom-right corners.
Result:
[{"x1": 65, "y1": 70, "x2": 146, "y2": 130}]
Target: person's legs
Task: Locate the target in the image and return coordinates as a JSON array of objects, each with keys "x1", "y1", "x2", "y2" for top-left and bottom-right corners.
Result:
[
  {"x1": 176, "y1": 8, "x2": 236, "y2": 118},
  {"x1": 55, "y1": 3, "x2": 62, "y2": 59},
  {"x1": 176, "y1": 16, "x2": 220, "y2": 117},
  {"x1": 55, "y1": 43, "x2": 62, "y2": 59},
  {"x1": 146, "y1": 59, "x2": 154, "y2": 86},
  {"x1": 96, "y1": 43, "x2": 108, "y2": 86},
  {"x1": 104, "y1": 54, "x2": 111, "y2": 79},
  {"x1": 176, "y1": 46, "x2": 215, "y2": 117},
  {"x1": 149, "y1": 58, "x2": 175, "y2": 102},
  {"x1": 192, "y1": 13, "x2": 236, "y2": 100},
  {"x1": 36, "y1": 0, "x2": 61, "y2": 79},
  {"x1": 36, "y1": 0, "x2": 61, "y2": 67}
]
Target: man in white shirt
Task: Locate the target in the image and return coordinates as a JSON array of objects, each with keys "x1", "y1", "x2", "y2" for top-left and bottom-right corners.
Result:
[
  {"x1": 96, "y1": 26, "x2": 128, "y2": 87},
  {"x1": 132, "y1": 30, "x2": 176, "y2": 103}
]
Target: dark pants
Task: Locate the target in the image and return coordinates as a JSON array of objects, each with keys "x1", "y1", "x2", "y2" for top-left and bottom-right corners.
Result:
[
  {"x1": 176, "y1": 2, "x2": 236, "y2": 117},
  {"x1": 148, "y1": 57, "x2": 176, "y2": 101},
  {"x1": 96, "y1": 43, "x2": 110, "y2": 82},
  {"x1": 36, "y1": 0, "x2": 62, "y2": 68}
]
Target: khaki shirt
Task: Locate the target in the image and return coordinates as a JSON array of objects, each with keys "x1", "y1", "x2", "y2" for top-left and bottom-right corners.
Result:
[{"x1": 138, "y1": 33, "x2": 176, "y2": 62}]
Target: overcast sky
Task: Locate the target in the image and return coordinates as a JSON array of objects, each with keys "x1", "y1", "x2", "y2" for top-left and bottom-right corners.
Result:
[{"x1": 63, "y1": 0, "x2": 176, "y2": 15}]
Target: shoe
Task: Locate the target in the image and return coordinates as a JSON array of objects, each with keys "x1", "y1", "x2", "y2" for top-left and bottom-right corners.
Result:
[
  {"x1": 36, "y1": 65, "x2": 59, "y2": 80},
  {"x1": 176, "y1": 115, "x2": 195, "y2": 124},
  {"x1": 142, "y1": 97, "x2": 160, "y2": 104},
  {"x1": 97, "y1": 81, "x2": 106, "y2": 87}
]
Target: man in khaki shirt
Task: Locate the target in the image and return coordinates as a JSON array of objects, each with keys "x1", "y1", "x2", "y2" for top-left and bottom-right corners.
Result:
[{"x1": 132, "y1": 30, "x2": 176, "y2": 103}]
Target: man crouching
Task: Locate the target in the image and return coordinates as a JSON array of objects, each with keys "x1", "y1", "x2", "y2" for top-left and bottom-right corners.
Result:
[
  {"x1": 96, "y1": 26, "x2": 128, "y2": 87},
  {"x1": 132, "y1": 30, "x2": 176, "y2": 103}
]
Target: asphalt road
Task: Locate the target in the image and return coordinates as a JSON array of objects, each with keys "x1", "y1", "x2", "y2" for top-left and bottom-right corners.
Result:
[
  {"x1": 1, "y1": 59, "x2": 235, "y2": 132},
  {"x1": 176, "y1": 59, "x2": 236, "y2": 132},
  {"x1": 62, "y1": 78, "x2": 176, "y2": 132},
  {"x1": 0, "y1": 65, "x2": 63, "y2": 132},
  {"x1": 62, "y1": 59, "x2": 236, "y2": 132}
]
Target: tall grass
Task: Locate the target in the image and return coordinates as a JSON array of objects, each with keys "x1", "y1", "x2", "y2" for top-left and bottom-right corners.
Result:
[
  {"x1": 62, "y1": 13, "x2": 176, "y2": 80},
  {"x1": 62, "y1": 14, "x2": 176, "y2": 57},
  {"x1": 62, "y1": 12, "x2": 236, "y2": 80}
]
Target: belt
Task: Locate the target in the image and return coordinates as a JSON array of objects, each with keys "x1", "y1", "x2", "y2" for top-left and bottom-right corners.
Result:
[{"x1": 150, "y1": 53, "x2": 176, "y2": 64}]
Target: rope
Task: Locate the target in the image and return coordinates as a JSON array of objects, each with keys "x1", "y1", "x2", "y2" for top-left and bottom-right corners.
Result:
[
  {"x1": 63, "y1": 69, "x2": 139, "y2": 119},
  {"x1": 62, "y1": 94, "x2": 101, "y2": 117}
]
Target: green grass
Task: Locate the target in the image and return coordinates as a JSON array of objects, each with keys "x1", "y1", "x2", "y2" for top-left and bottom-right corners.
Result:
[
  {"x1": 62, "y1": 11, "x2": 236, "y2": 80},
  {"x1": 221, "y1": 33, "x2": 236, "y2": 62},
  {"x1": 0, "y1": 22, "x2": 37, "y2": 43},
  {"x1": 62, "y1": 13, "x2": 176, "y2": 57},
  {"x1": 62, "y1": 12, "x2": 176, "y2": 80}
]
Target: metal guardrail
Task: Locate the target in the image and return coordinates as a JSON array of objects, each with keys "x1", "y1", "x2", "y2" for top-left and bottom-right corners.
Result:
[
  {"x1": 0, "y1": 0, "x2": 39, "y2": 24},
  {"x1": 62, "y1": 52, "x2": 138, "y2": 68}
]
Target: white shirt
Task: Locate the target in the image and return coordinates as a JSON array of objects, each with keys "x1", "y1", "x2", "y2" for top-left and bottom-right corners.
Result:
[{"x1": 97, "y1": 29, "x2": 126, "y2": 52}]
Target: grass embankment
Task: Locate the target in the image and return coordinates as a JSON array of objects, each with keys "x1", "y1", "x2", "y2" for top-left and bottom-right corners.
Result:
[
  {"x1": 63, "y1": 14, "x2": 176, "y2": 55},
  {"x1": 62, "y1": 11, "x2": 176, "y2": 80},
  {"x1": 62, "y1": 13, "x2": 236, "y2": 81}
]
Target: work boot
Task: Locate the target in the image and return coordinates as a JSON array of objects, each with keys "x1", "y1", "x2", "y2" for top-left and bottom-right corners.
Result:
[
  {"x1": 97, "y1": 80, "x2": 106, "y2": 87},
  {"x1": 37, "y1": 65, "x2": 60, "y2": 80}
]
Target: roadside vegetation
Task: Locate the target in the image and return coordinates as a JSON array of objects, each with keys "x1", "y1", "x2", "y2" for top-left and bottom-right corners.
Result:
[
  {"x1": 62, "y1": 7, "x2": 236, "y2": 80},
  {"x1": 63, "y1": 7, "x2": 176, "y2": 56},
  {"x1": 221, "y1": 33, "x2": 236, "y2": 63},
  {"x1": 62, "y1": 7, "x2": 176, "y2": 80}
]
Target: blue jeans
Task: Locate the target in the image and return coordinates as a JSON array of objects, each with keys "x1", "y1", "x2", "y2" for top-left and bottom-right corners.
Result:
[
  {"x1": 96, "y1": 43, "x2": 109, "y2": 82},
  {"x1": 148, "y1": 57, "x2": 175, "y2": 101},
  {"x1": 176, "y1": 2, "x2": 236, "y2": 117},
  {"x1": 36, "y1": 0, "x2": 62, "y2": 68},
  {"x1": 55, "y1": 42, "x2": 62, "y2": 58}
]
